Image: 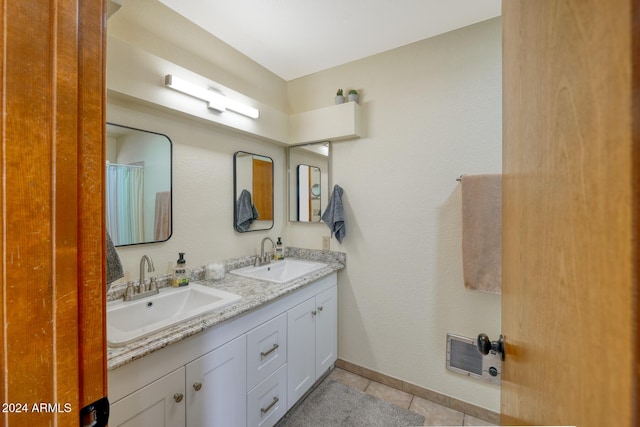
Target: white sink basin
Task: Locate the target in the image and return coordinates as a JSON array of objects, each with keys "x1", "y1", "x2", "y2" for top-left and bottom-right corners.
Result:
[
  {"x1": 107, "y1": 283, "x2": 241, "y2": 347},
  {"x1": 230, "y1": 259, "x2": 327, "y2": 284}
]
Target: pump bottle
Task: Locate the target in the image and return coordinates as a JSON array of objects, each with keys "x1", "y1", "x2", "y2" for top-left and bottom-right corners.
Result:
[{"x1": 173, "y1": 252, "x2": 190, "y2": 287}]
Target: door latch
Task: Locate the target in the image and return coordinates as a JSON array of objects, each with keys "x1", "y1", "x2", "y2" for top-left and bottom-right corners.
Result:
[{"x1": 80, "y1": 397, "x2": 109, "y2": 427}]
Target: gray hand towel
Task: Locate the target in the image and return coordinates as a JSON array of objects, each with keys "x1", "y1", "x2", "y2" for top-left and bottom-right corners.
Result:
[
  {"x1": 106, "y1": 231, "x2": 124, "y2": 287},
  {"x1": 322, "y1": 185, "x2": 345, "y2": 243},
  {"x1": 236, "y1": 189, "x2": 259, "y2": 232}
]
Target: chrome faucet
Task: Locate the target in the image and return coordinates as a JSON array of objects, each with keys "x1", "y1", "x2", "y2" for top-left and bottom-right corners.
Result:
[
  {"x1": 139, "y1": 254, "x2": 155, "y2": 290},
  {"x1": 124, "y1": 255, "x2": 158, "y2": 301},
  {"x1": 256, "y1": 237, "x2": 275, "y2": 266}
]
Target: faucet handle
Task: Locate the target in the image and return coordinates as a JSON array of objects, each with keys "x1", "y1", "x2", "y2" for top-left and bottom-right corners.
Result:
[
  {"x1": 125, "y1": 281, "x2": 135, "y2": 299},
  {"x1": 149, "y1": 277, "x2": 157, "y2": 292}
]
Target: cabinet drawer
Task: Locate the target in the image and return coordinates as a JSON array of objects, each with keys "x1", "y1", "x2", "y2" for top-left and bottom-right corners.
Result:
[
  {"x1": 247, "y1": 364, "x2": 287, "y2": 427},
  {"x1": 247, "y1": 313, "x2": 287, "y2": 390}
]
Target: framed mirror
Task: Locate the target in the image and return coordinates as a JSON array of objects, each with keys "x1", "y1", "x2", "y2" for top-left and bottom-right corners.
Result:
[
  {"x1": 234, "y1": 151, "x2": 274, "y2": 232},
  {"x1": 288, "y1": 142, "x2": 330, "y2": 223},
  {"x1": 106, "y1": 123, "x2": 172, "y2": 246}
]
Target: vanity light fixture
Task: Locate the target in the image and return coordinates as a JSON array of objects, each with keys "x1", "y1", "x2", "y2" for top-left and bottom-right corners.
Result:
[
  {"x1": 164, "y1": 74, "x2": 259, "y2": 119},
  {"x1": 164, "y1": 74, "x2": 225, "y2": 112}
]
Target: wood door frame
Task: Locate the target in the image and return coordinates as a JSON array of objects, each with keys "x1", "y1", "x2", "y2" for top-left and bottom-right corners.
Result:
[{"x1": 0, "y1": 1, "x2": 107, "y2": 425}]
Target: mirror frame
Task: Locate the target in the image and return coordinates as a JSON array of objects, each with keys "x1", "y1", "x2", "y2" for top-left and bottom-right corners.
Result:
[
  {"x1": 287, "y1": 141, "x2": 331, "y2": 223},
  {"x1": 233, "y1": 151, "x2": 275, "y2": 233},
  {"x1": 106, "y1": 122, "x2": 173, "y2": 247}
]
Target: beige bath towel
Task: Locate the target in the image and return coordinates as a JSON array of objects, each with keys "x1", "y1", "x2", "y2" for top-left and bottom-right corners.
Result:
[
  {"x1": 461, "y1": 174, "x2": 502, "y2": 294},
  {"x1": 154, "y1": 191, "x2": 171, "y2": 241}
]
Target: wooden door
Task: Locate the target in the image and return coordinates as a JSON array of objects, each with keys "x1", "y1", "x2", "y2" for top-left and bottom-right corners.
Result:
[
  {"x1": 0, "y1": 1, "x2": 106, "y2": 426},
  {"x1": 253, "y1": 158, "x2": 273, "y2": 221},
  {"x1": 502, "y1": 0, "x2": 638, "y2": 425}
]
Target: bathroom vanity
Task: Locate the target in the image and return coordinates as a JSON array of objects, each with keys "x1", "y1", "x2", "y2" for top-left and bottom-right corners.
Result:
[{"x1": 107, "y1": 253, "x2": 342, "y2": 427}]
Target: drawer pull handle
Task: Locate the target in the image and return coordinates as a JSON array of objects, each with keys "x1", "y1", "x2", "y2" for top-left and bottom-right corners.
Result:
[
  {"x1": 173, "y1": 393, "x2": 184, "y2": 403},
  {"x1": 193, "y1": 382, "x2": 202, "y2": 391},
  {"x1": 260, "y1": 396, "x2": 279, "y2": 414},
  {"x1": 260, "y1": 343, "x2": 279, "y2": 359}
]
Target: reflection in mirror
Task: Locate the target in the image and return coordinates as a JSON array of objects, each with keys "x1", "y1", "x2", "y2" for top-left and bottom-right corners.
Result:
[
  {"x1": 234, "y1": 151, "x2": 274, "y2": 232},
  {"x1": 297, "y1": 165, "x2": 322, "y2": 222},
  {"x1": 288, "y1": 142, "x2": 330, "y2": 223},
  {"x1": 106, "y1": 123, "x2": 172, "y2": 246}
]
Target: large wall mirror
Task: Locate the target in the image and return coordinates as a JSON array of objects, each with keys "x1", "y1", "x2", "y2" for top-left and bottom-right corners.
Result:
[
  {"x1": 288, "y1": 142, "x2": 330, "y2": 223},
  {"x1": 234, "y1": 151, "x2": 274, "y2": 232},
  {"x1": 106, "y1": 123, "x2": 172, "y2": 246}
]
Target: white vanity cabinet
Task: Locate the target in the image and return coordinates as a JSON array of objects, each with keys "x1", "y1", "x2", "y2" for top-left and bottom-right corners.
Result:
[
  {"x1": 109, "y1": 335, "x2": 246, "y2": 427},
  {"x1": 245, "y1": 313, "x2": 288, "y2": 427},
  {"x1": 287, "y1": 285, "x2": 337, "y2": 409},
  {"x1": 186, "y1": 335, "x2": 247, "y2": 427},
  {"x1": 108, "y1": 272, "x2": 337, "y2": 427},
  {"x1": 110, "y1": 367, "x2": 186, "y2": 427}
]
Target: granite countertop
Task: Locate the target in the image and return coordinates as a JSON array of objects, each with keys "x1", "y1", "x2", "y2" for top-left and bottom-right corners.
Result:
[{"x1": 107, "y1": 248, "x2": 345, "y2": 371}]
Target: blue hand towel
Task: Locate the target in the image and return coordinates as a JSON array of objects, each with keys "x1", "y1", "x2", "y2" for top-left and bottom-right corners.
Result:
[
  {"x1": 322, "y1": 185, "x2": 345, "y2": 243},
  {"x1": 236, "y1": 189, "x2": 259, "y2": 232}
]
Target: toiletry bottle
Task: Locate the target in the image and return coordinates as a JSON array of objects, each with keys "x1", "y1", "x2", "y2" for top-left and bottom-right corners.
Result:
[
  {"x1": 173, "y1": 252, "x2": 190, "y2": 287},
  {"x1": 275, "y1": 237, "x2": 284, "y2": 260}
]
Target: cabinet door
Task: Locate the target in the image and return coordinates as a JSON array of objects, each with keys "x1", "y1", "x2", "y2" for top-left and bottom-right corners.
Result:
[
  {"x1": 186, "y1": 335, "x2": 247, "y2": 427},
  {"x1": 110, "y1": 367, "x2": 185, "y2": 427},
  {"x1": 315, "y1": 286, "x2": 337, "y2": 378},
  {"x1": 286, "y1": 297, "x2": 316, "y2": 409}
]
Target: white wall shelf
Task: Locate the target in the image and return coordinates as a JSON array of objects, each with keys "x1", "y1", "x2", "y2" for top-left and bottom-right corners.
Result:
[{"x1": 289, "y1": 102, "x2": 362, "y2": 144}]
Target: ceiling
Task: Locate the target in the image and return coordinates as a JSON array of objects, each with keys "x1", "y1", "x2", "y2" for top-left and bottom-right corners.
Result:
[{"x1": 156, "y1": 0, "x2": 501, "y2": 81}]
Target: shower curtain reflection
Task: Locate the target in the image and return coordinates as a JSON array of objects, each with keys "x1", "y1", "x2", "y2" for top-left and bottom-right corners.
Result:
[{"x1": 106, "y1": 162, "x2": 145, "y2": 246}]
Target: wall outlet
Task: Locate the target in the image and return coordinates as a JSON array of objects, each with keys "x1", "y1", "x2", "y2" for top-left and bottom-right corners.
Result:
[{"x1": 322, "y1": 236, "x2": 330, "y2": 251}]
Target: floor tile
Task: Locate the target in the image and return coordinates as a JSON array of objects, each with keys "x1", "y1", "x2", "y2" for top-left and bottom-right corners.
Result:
[
  {"x1": 409, "y1": 396, "x2": 465, "y2": 426},
  {"x1": 463, "y1": 414, "x2": 497, "y2": 426},
  {"x1": 364, "y1": 380, "x2": 413, "y2": 409},
  {"x1": 329, "y1": 367, "x2": 370, "y2": 391}
]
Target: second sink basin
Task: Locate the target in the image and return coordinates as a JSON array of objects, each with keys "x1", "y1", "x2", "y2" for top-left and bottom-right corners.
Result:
[
  {"x1": 230, "y1": 259, "x2": 327, "y2": 284},
  {"x1": 107, "y1": 283, "x2": 241, "y2": 347}
]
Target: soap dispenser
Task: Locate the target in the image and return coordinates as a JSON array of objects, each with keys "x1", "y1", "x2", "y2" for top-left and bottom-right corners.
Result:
[
  {"x1": 172, "y1": 252, "x2": 190, "y2": 287},
  {"x1": 274, "y1": 237, "x2": 285, "y2": 260}
]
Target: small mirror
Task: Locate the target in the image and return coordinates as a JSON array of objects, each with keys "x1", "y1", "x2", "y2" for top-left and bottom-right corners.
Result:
[
  {"x1": 106, "y1": 123, "x2": 172, "y2": 246},
  {"x1": 288, "y1": 142, "x2": 330, "y2": 223},
  {"x1": 234, "y1": 151, "x2": 274, "y2": 232}
]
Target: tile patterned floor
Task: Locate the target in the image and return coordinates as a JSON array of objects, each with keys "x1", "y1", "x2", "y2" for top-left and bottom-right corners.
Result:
[{"x1": 327, "y1": 368, "x2": 497, "y2": 427}]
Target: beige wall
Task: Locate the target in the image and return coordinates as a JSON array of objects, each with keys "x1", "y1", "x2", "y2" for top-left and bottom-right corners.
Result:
[
  {"x1": 108, "y1": 0, "x2": 502, "y2": 411},
  {"x1": 287, "y1": 18, "x2": 502, "y2": 411},
  {"x1": 107, "y1": 0, "x2": 287, "y2": 110},
  {"x1": 107, "y1": 98, "x2": 287, "y2": 278},
  {"x1": 107, "y1": 0, "x2": 289, "y2": 277}
]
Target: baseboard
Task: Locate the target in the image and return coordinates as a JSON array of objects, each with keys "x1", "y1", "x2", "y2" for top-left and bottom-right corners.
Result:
[{"x1": 335, "y1": 358, "x2": 500, "y2": 425}]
